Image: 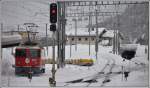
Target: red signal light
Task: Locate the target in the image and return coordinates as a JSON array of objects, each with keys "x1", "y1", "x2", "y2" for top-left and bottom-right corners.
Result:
[
  {"x1": 51, "y1": 9, "x2": 56, "y2": 14},
  {"x1": 50, "y1": 3, "x2": 57, "y2": 23}
]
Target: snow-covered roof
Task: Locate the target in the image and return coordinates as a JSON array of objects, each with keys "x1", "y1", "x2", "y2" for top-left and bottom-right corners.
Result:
[{"x1": 66, "y1": 27, "x2": 115, "y2": 38}]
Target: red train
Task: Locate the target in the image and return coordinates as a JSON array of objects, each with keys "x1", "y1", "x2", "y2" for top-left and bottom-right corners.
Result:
[{"x1": 15, "y1": 46, "x2": 45, "y2": 75}]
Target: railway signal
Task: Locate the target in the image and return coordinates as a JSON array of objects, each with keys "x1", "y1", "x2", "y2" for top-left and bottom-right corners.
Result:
[
  {"x1": 50, "y1": 24, "x2": 56, "y2": 31},
  {"x1": 49, "y1": 3, "x2": 57, "y2": 87},
  {"x1": 50, "y1": 3, "x2": 57, "y2": 23}
]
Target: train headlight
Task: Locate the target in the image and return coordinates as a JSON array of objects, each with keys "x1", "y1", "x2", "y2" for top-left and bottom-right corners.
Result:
[{"x1": 25, "y1": 58, "x2": 30, "y2": 64}]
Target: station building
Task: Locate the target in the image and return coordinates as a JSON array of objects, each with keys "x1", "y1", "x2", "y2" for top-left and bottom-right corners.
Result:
[{"x1": 66, "y1": 28, "x2": 124, "y2": 46}]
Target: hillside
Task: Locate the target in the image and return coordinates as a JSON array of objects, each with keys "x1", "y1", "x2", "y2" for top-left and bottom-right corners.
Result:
[{"x1": 97, "y1": 3, "x2": 149, "y2": 44}]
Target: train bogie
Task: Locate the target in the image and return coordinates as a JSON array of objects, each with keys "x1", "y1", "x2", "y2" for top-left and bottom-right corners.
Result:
[{"x1": 15, "y1": 67, "x2": 45, "y2": 74}]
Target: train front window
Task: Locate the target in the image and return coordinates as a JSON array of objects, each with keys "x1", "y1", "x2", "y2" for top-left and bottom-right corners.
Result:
[
  {"x1": 29, "y1": 49, "x2": 40, "y2": 58},
  {"x1": 15, "y1": 49, "x2": 26, "y2": 57}
]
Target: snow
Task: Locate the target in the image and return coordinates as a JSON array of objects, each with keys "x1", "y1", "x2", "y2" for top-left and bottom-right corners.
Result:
[
  {"x1": 66, "y1": 27, "x2": 114, "y2": 38},
  {"x1": 120, "y1": 44, "x2": 139, "y2": 51},
  {"x1": 0, "y1": 0, "x2": 149, "y2": 87},
  {"x1": 1, "y1": 44, "x2": 148, "y2": 87},
  {"x1": 106, "y1": 67, "x2": 148, "y2": 87}
]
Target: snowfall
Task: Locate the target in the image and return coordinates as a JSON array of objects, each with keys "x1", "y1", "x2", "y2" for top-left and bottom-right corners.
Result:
[{"x1": 1, "y1": 44, "x2": 149, "y2": 88}]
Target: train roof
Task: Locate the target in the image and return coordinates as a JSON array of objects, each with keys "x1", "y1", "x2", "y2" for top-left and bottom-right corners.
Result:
[{"x1": 15, "y1": 46, "x2": 43, "y2": 49}]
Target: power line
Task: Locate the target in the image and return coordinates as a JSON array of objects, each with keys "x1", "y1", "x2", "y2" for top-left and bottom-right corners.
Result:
[
  {"x1": 66, "y1": 11, "x2": 121, "y2": 17},
  {"x1": 64, "y1": 1, "x2": 147, "y2": 7}
]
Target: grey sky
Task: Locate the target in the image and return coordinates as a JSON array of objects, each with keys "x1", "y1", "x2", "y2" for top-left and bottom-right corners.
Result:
[{"x1": 1, "y1": 0, "x2": 148, "y2": 34}]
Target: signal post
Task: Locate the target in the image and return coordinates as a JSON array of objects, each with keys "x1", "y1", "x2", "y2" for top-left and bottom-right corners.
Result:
[
  {"x1": 49, "y1": 2, "x2": 66, "y2": 86},
  {"x1": 49, "y1": 3, "x2": 57, "y2": 87}
]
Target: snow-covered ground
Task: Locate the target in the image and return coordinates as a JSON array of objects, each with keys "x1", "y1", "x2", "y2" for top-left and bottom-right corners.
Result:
[{"x1": 1, "y1": 44, "x2": 149, "y2": 87}]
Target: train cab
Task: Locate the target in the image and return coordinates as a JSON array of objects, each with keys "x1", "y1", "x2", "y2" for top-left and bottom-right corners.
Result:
[{"x1": 15, "y1": 46, "x2": 45, "y2": 75}]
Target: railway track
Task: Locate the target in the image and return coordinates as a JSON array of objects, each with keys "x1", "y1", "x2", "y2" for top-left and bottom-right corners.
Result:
[
  {"x1": 86, "y1": 58, "x2": 116, "y2": 87},
  {"x1": 64, "y1": 57, "x2": 118, "y2": 87},
  {"x1": 64, "y1": 55, "x2": 148, "y2": 87}
]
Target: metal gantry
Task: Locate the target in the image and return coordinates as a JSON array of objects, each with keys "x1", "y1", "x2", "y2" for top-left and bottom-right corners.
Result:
[
  {"x1": 63, "y1": 1, "x2": 147, "y2": 6},
  {"x1": 66, "y1": 11, "x2": 121, "y2": 17}
]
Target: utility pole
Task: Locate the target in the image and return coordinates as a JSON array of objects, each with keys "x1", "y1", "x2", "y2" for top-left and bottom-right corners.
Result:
[
  {"x1": 61, "y1": 2, "x2": 66, "y2": 68},
  {"x1": 70, "y1": 39, "x2": 72, "y2": 57},
  {"x1": 117, "y1": 12, "x2": 120, "y2": 55},
  {"x1": 72, "y1": 18, "x2": 77, "y2": 51},
  {"x1": 0, "y1": 23, "x2": 2, "y2": 88},
  {"x1": 113, "y1": 17, "x2": 116, "y2": 54},
  {"x1": 46, "y1": 24, "x2": 48, "y2": 56},
  {"x1": 49, "y1": 28, "x2": 56, "y2": 87},
  {"x1": 26, "y1": 27, "x2": 31, "y2": 44},
  {"x1": 75, "y1": 19, "x2": 77, "y2": 51},
  {"x1": 57, "y1": 2, "x2": 66, "y2": 68},
  {"x1": 88, "y1": 6, "x2": 92, "y2": 56},
  {"x1": 115, "y1": 4, "x2": 120, "y2": 55},
  {"x1": 57, "y1": 2, "x2": 61, "y2": 69},
  {"x1": 17, "y1": 25, "x2": 20, "y2": 31},
  {"x1": 0, "y1": 2, "x2": 2, "y2": 87},
  {"x1": 95, "y1": 1, "x2": 98, "y2": 60},
  {"x1": 51, "y1": 31, "x2": 56, "y2": 86}
]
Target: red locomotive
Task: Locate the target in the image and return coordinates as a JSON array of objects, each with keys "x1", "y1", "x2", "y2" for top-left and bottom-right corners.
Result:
[{"x1": 15, "y1": 46, "x2": 45, "y2": 75}]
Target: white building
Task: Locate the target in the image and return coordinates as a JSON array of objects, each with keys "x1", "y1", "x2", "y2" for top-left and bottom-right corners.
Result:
[{"x1": 66, "y1": 28, "x2": 124, "y2": 46}]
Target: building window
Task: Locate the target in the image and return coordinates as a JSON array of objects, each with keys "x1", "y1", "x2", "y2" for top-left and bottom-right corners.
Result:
[
  {"x1": 72, "y1": 38, "x2": 74, "y2": 41},
  {"x1": 92, "y1": 38, "x2": 95, "y2": 41},
  {"x1": 85, "y1": 37, "x2": 88, "y2": 41},
  {"x1": 78, "y1": 38, "x2": 81, "y2": 41},
  {"x1": 92, "y1": 28, "x2": 94, "y2": 31}
]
